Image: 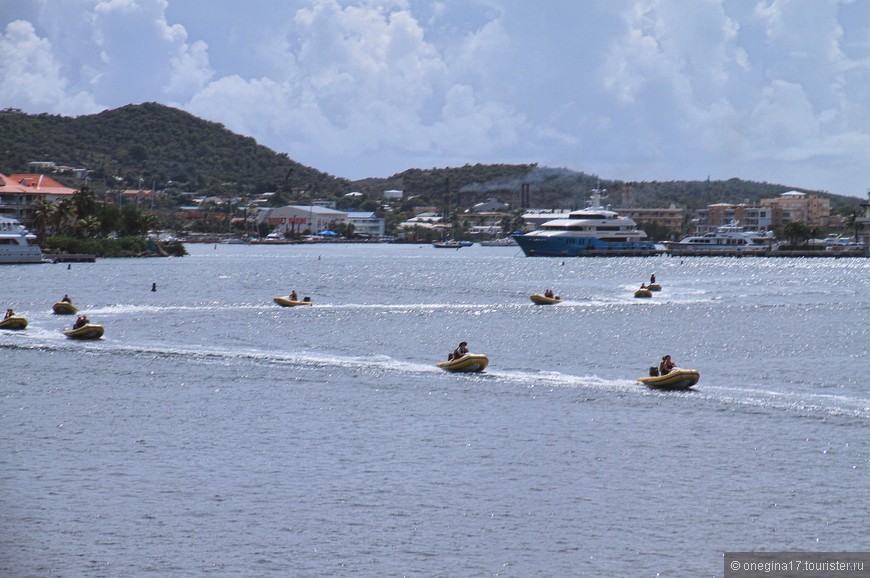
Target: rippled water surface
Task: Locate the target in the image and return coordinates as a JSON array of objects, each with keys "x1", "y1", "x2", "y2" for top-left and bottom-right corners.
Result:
[{"x1": 2, "y1": 244, "x2": 868, "y2": 577}]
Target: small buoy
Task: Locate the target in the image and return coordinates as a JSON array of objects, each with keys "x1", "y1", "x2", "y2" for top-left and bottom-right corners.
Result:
[
  {"x1": 67, "y1": 264, "x2": 71, "y2": 270},
  {"x1": 151, "y1": 282, "x2": 157, "y2": 292}
]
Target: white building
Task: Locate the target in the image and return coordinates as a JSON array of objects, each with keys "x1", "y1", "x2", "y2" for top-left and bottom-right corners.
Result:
[
  {"x1": 346, "y1": 212, "x2": 385, "y2": 236},
  {"x1": 384, "y1": 189, "x2": 403, "y2": 199},
  {"x1": 257, "y1": 205, "x2": 347, "y2": 234}
]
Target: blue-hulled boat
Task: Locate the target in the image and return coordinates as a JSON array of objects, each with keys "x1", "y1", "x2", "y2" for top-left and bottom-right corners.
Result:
[{"x1": 512, "y1": 189, "x2": 659, "y2": 257}]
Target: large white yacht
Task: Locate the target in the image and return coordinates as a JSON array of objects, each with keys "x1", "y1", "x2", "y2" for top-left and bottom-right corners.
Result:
[
  {"x1": 0, "y1": 216, "x2": 44, "y2": 264},
  {"x1": 666, "y1": 222, "x2": 775, "y2": 255},
  {"x1": 512, "y1": 189, "x2": 658, "y2": 257}
]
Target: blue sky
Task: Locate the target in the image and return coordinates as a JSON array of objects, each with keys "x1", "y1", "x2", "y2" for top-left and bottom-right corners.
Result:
[{"x1": 2, "y1": 0, "x2": 869, "y2": 198}]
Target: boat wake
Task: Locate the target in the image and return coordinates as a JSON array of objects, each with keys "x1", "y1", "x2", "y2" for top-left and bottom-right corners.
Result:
[
  {"x1": 691, "y1": 384, "x2": 870, "y2": 420},
  {"x1": 3, "y1": 336, "x2": 866, "y2": 420}
]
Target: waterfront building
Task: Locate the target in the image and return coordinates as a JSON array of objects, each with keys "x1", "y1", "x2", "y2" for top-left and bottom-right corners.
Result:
[
  {"x1": 346, "y1": 212, "x2": 385, "y2": 237},
  {"x1": 615, "y1": 205, "x2": 684, "y2": 234},
  {"x1": 0, "y1": 173, "x2": 76, "y2": 226},
  {"x1": 117, "y1": 188, "x2": 161, "y2": 206},
  {"x1": 257, "y1": 205, "x2": 347, "y2": 235},
  {"x1": 694, "y1": 203, "x2": 772, "y2": 233},
  {"x1": 760, "y1": 191, "x2": 830, "y2": 228},
  {"x1": 456, "y1": 211, "x2": 513, "y2": 239}
]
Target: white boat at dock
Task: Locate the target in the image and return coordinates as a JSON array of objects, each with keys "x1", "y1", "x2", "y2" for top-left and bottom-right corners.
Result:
[
  {"x1": 665, "y1": 222, "x2": 776, "y2": 256},
  {"x1": 0, "y1": 216, "x2": 44, "y2": 264},
  {"x1": 479, "y1": 237, "x2": 516, "y2": 247}
]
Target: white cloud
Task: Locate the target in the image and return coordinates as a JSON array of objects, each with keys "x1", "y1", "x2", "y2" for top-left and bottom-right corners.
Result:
[
  {"x1": 0, "y1": 0, "x2": 868, "y2": 195},
  {"x1": 0, "y1": 19, "x2": 100, "y2": 114},
  {"x1": 591, "y1": 0, "x2": 870, "y2": 195},
  {"x1": 747, "y1": 79, "x2": 819, "y2": 155},
  {"x1": 184, "y1": 0, "x2": 525, "y2": 176},
  {"x1": 86, "y1": 0, "x2": 214, "y2": 102}
]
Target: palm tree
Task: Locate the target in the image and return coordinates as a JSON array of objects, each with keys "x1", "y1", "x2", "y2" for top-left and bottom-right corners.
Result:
[
  {"x1": 80, "y1": 216, "x2": 102, "y2": 238},
  {"x1": 783, "y1": 221, "x2": 812, "y2": 246},
  {"x1": 53, "y1": 197, "x2": 76, "y2": 236},
  {"x1": 72, "y1": 186, "x2": 99, "y2": 220},
  {"x1": 30, "y1": 199, "x2": 56, "y2": 239},
  {"x1": 842, "y1": 208, "x2": 861, "y2": 240},
  {"x1": 140, "y1": 212, "x2": 160, "y2": 235}
]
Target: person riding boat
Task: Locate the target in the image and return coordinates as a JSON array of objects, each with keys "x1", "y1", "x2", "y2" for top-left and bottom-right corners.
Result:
[
  {"x1": 659, "y1": 354, "x2": 676, "y2": 376},
  {"x1": 448, "y1": 341, "x2": 469, "y2": 361}
]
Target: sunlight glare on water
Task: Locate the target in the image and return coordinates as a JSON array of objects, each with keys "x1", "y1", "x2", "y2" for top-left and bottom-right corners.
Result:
[{"x1": 2, "y1": 243, "x2": 868, "y2": 577}]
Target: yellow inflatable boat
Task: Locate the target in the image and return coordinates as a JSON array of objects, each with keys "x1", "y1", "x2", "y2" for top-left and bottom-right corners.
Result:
[
  {"x1": 53, "y1": 301, "x2": 78, "y2": 315},
  {"x1": 274, "y1": 296, "x2": 313, "y2": 307},
  {"x1": 0, "y1": 315, "x2": 28, "y2": 330},
  {"x1": 63, "y1": 324, "x2": 105, "y2": 340},
  {"x1": 637, "y1": 369, "x2": 700, "y2": 390},
  {"x1": 530, "y1": 293, "x2": 561, "y2": 305},
  {"x1": 436, "y1": 353, "x2": 489, "y2": 373}
]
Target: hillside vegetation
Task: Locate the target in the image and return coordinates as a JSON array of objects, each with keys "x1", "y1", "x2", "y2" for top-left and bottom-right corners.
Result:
[
  {"x1": 0, "y1": 103, "x2": 349, "y2": 198},
  {"x1": 0, "y1": 104, "x2": 860, "y2": 213}
]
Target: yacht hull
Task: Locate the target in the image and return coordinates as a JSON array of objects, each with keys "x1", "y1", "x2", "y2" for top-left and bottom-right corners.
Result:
[{"x1": 512, "y1": 235, "x2": 659, "y2": 257}]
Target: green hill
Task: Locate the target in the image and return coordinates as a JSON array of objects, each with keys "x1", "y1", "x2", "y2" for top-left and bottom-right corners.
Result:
[
  {"x1": 0, "y1": 103, "x2": 350, "y2": 198},
  {"x1": 360, "y1": 165, "x2": 860, "y2": 213},
  {"x1": 0, "y1": 103, "x2": 860, "y2": 213}
]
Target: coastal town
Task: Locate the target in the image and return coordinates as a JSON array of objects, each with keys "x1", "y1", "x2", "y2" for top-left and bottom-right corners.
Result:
[{"x1": 2, "y1": 165, "x2": 869, "y2": 261}]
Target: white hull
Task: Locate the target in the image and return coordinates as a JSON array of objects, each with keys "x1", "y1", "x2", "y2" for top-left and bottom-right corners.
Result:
[
  {"x1": 666, "y1": 222, "x2": 775, "y2": 256},
  {"x1": 0, "y1": 216, "x2": 44, "y2": 264},
  {"x1": 0, "y1": 246, "x2": 44, "y2": 264}
]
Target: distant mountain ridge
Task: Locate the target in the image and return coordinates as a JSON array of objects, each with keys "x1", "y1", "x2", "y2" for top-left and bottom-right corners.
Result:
[{"x1": 0, "y1": 103, "x2": 859, "y2": 212}]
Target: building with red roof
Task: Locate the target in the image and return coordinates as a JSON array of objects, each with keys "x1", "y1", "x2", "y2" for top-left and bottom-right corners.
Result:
[{"x1": 0, "y1": 173, "x2": 76, "y2": 225}]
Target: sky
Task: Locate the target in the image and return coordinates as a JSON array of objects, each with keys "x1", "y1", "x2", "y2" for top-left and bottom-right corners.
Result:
[{"x1": 1, "y1": 0, "x2": 869, "y2": 199}]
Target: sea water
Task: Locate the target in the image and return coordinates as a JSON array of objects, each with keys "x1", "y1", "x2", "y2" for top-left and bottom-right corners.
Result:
[{"x1": 2, "y1": 243, "x2": 868, "y2": 577}]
